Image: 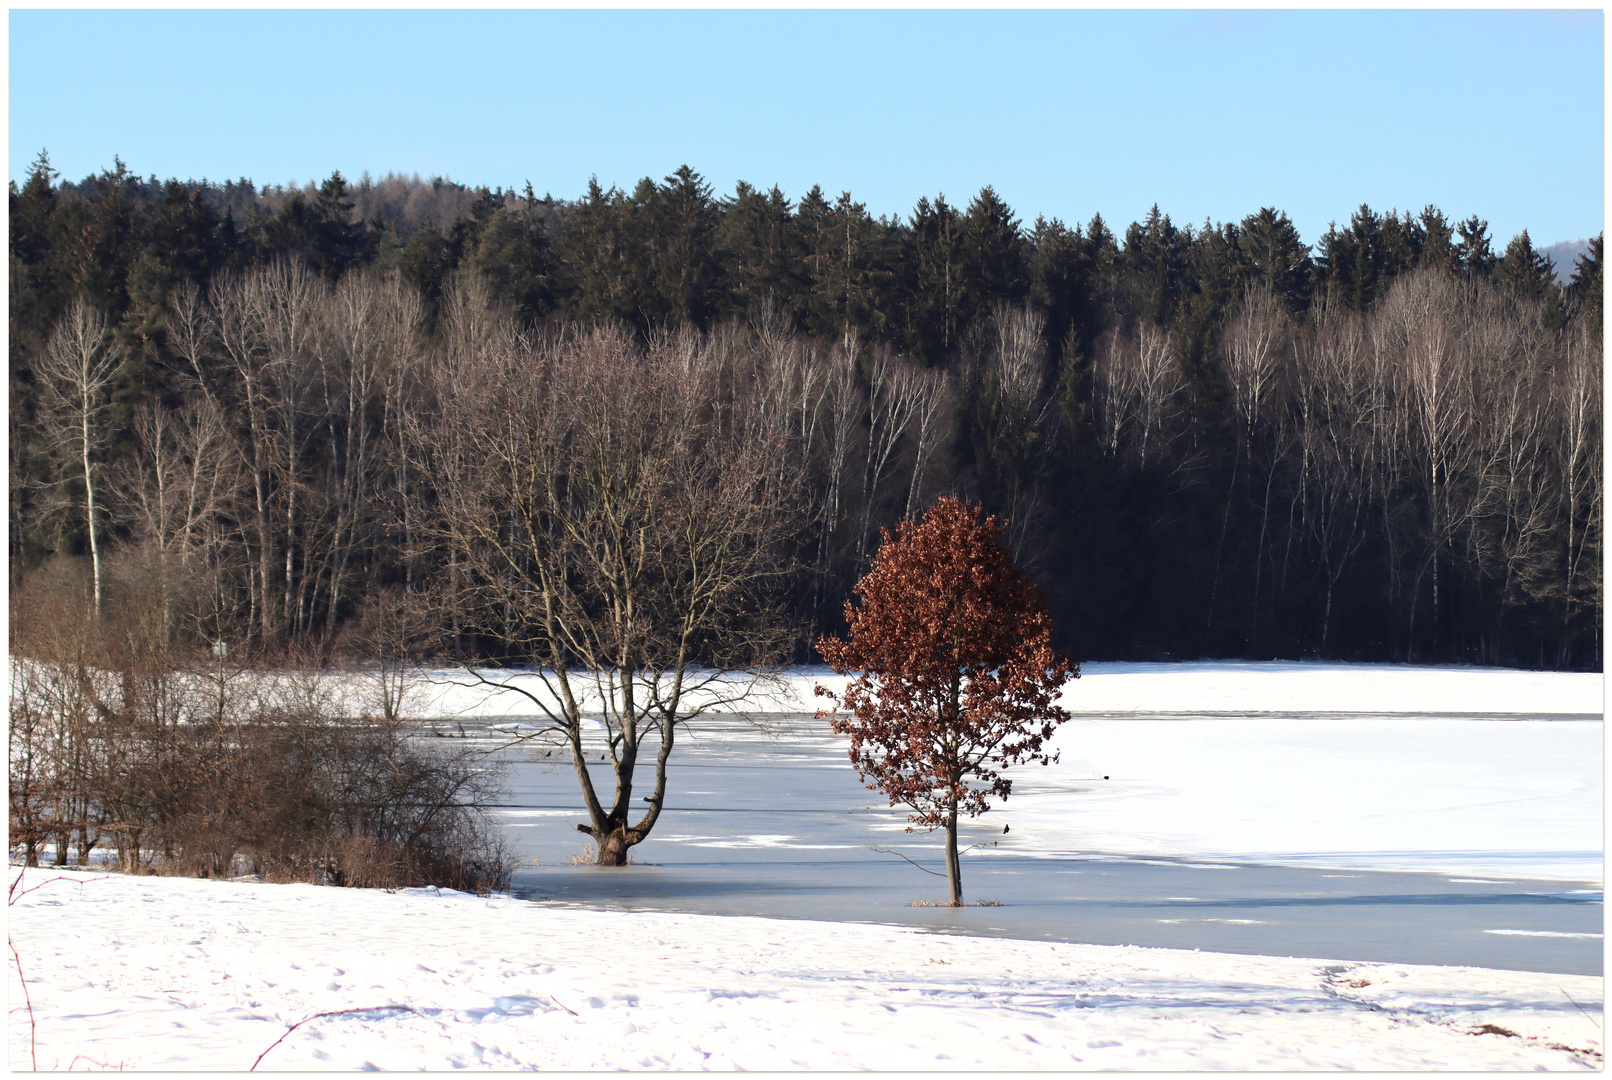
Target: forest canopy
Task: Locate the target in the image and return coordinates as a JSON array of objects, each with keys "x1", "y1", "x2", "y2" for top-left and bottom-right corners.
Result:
[{"x1": 9, "y1": 153, "x2": 1603, "y2": 669}]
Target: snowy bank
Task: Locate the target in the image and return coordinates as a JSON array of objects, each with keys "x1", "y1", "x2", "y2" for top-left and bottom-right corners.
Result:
[
  {"x1": 400, "y1": 659, "x2": 1602, "y2": 720},
  {"x1": 7, "y1": 867, "x2": 1602, "y2": 1071}
]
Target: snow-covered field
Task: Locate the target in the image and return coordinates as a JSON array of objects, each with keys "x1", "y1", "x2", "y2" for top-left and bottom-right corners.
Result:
[
  {"x1": 8, "y1": 661, "x2": 1602, "y2": 1070},
  {"x1": 7, "y1": 867, "x2": 1603, "y2": 1071},
  {"x1": 401, "y1": 658, "x2": 1604, "y2": 721}
]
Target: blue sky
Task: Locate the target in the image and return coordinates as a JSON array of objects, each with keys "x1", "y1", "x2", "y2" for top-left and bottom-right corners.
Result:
[{"x1": 9, "y1": 9, "x2": 1604, "y2": 248}]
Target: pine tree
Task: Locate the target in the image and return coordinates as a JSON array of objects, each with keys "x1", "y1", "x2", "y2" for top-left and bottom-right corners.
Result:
[
  {"x1": 49, "y1": 158, "x2": 140, "y2": 319},
  {"x1": 560, "y1": 177, "x2": 637, "y2": 326},
  {"x1": 1316, "y1": 204, "x2": 1386, "y2": 312},
  {"x1": 799, "y1": 188, "x2": 893, "y2": 343},
  {"x1": 396, "y1": 220, "x2": 456, "y2": 316},
  {"x1": 10, "y1": 151, "x2": 59, "y2": 287},
  {"x1": 310, "y1": 171, "x2": 375, "y2": 277}
]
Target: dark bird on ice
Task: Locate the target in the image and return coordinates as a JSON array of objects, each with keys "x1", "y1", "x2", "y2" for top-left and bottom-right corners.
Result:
[{"x1": 1003, "y1": 824, "x2": 1010, "y2": 834}]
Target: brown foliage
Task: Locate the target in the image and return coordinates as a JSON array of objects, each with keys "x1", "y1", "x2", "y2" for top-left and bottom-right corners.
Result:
[{"x1": 815, "y1": 497, "x2": 1076, "y2": 903}]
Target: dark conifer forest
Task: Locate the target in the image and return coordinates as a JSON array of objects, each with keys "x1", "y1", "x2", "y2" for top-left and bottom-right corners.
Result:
[{"x1": 9, "y1": 154, "x2": 1603, "y2": 669}]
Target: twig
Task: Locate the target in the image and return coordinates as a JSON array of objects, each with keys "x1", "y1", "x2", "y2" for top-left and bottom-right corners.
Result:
[
  {"x1": 549, "y1": 994, "x2": 578, "y2": 1016},
  {"x1": 10, "y1": 938, "x2": 37, "y2": 1070},
  {"x1": 67, "y1": 1054, "x2": 127, "y2": 1070},
  {"x1": 9, "y1": 872, "x2": 111, "y2": 906},
  {"x1": 251, "y1": 1005, "x2": 419, "y2": 1070},
  {"x1": 1560, "y1": 986, "x2": 1601, "y2": 1029},
  {"x1": 864, "y1": 842, "x2": 945, "y2": 877}
]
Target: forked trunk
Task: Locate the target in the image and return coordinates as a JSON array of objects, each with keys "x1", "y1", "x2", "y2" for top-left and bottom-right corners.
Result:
[
  {"x1": 596, "y1": 827, "x2": 633, "y2": 867},
  {"x1": 944, "y1": 809, "x2": 962, "y2": 906}
]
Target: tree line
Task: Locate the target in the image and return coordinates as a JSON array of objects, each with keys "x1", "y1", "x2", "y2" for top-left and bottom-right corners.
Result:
[{"x1": 10, "y1": 153, "x2": 1603, "y2": 668}]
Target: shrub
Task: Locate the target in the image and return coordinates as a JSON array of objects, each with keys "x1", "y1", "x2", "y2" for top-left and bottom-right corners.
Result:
[{"x1": 9, "y1": 557, "x2": 513, "y2": 893}]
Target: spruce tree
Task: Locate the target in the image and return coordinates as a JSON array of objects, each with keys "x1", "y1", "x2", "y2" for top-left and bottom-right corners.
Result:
[
  {"x1": 960, "y1": 186, "x2": 1029, "y2": 322},
  {"x1": 1454, "y1": 216, "x2": 1496, "y2": 277},
  {"x1": 1416, "y1": 206, "x2": 1458, "y2": 274},
  {"x1": 716, "y1": 181, "x2": 805, "y2": 324},
  {"x1": 1027, "y1": 215, "x2": 1099, "y2": 364},
  {"x1": 1239, "y1": 207, "x2": 1311, "y2": 311},
  {"x1": 1566, "y1": 234, "x2": 1602, "y2": 330},
  {"x1": 1493, "y1": 230, "x2": 1556, "y2": 302},
  {"x1": 643, "y1": 165, "x2": 722, "y2": 329},
  {"x1": 905, "y1": 194, "x2": 963, "y2": 362},
  {"x1": 473, "y1": 205, "x2": 556, "y2": 325}
]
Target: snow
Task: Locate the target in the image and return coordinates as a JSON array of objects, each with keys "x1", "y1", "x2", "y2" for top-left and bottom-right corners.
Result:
[
  {"x1": 8, "y1": 866, "x2": 1603, "y2": 1071},
  {"x1": 1051, "y1": 660, "x2": 1603, "y2": 715},
  {"x1": 1023, "y1": 713, "x2": 1602, "y2": 881},
  {"x1": 402, "y1": 660, "x2": 1603, "y2": 720},
  {"x1": 9, "y1": 660, "x2": 1602, "y2": 1069}
]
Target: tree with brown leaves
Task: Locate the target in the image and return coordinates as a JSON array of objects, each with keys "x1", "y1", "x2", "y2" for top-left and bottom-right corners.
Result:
[{"x1": 816, "y1": 497, "x2": 1076, "y2": 905}]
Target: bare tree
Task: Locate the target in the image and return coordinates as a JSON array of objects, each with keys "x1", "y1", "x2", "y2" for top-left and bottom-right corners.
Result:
[
  {"x1": 1216, "y1": 285, "x2": 1293, "y2": 642},
  {"x1": 1377, "y1": 271, "x2": 1475, "y2": 649},
  {"x1": 259, "y1": 261, "x2": 326, "y2": 635},
  {"x1": 107, "y1": 397, "x2": 243, "y2": 641},
  {"x1": 1295, "y1": 304, "x2": 1375, "y2": 651},
  {"x1": 1092, "y1": 320, "x2": 1183, "y2": 470},
  {"x1": 811, "y1": 338, "x2": 865, "y2": 628},
  {"x1": 206, "y1": 261, "x2": 329, "y2": 644},
  {"x1": 856, "y1": 345, "x2": 924, "y2": 562},
  {"x1": 977, "y1": 304, "x2": 1056, "y2": 566},
  {"x1": 412, "y1": 324, "x2": 803, "y2": 865},
  {"x1": 1552, "y1": 319, "x2": 1603, "y2": 641},
  {"x1": 313, "y1": 269, "x2": 423, "y2": 637},
  {"x1": 1224, "y1": 283, "x2": 1289, "y2": 439},
  {"x1": 1459, "y1": 290, "x2": 1558, "y2": 648},
  {"x1": 210, "y1": 268, "x2": 278, "y2": 642},
  {"x1": 902, "y1": 364, "x2": 952, "y2": 521},
  {"x1": 34, "y1": 299, "x2": 121, "y2": 616}
]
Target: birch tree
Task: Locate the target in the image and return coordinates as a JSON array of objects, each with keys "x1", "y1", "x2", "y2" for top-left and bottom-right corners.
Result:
[{"x1": 35, "y1": 298, "x2": 121, "y2": 616}]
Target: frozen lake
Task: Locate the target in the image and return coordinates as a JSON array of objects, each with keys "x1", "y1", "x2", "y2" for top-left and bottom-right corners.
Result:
[{"x1": 435, "y1": 689, "x2": 1602, "y2": 976}]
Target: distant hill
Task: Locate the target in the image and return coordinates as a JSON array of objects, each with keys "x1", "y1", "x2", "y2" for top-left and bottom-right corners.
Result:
[{"x1": 1542, "y1": 238, "x2": 1594, "y2": 284}]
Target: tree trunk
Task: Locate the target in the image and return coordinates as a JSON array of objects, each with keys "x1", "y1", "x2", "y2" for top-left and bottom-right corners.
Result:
[
  {"x1": 81, "y1": 404, "x2": 103, "y2": 618},
  {"x1": 944, "y1": 807, "x2": 962, "y2": 906},
  {"x1": 595, "y1": 826, "x2": 632, "y2": 867}
]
